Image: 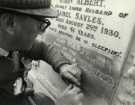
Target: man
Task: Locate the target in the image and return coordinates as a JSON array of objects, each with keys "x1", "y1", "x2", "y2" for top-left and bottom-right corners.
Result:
[{"x1": 0, "y1": 0, "x2": 83, "y2": 105}]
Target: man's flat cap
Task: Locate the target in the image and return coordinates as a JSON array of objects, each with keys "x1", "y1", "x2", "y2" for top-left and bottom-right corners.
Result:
[{"x1": 0, "y1": 0, "x2": 58, "y2": 18}]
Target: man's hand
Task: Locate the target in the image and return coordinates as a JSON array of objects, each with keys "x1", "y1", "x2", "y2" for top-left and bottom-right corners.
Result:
[
  {"x1": 59, "y1": 64, "x2": 82, "y2": 86},
  {"x1": 56, "y1": 85, "x2": 84, "y2": 105}
]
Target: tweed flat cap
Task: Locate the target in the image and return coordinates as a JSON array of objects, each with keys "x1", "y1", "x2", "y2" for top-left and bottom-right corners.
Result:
[{"x1": 0, "y1": 0, "x2": 58, "y2": 18}]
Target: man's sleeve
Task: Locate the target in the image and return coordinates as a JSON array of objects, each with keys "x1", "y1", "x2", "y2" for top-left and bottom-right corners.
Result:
[{"x1": 20, "y1": 40, "x2": 70, "y2": 72}]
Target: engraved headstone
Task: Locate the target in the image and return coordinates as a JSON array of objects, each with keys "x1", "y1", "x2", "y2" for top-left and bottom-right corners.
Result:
[{"x1": 43, "y1": 0, "x2": 135, "y2": 105}]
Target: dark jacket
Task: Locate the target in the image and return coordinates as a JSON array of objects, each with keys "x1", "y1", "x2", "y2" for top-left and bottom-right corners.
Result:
[{"x1": 0, "y1": 39, "x2": 69, "y2": 97}]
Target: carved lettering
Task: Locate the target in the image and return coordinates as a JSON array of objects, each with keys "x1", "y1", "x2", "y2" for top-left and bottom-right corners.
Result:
[
  {"x1": 92, "y1": 43, "x2": 122, "y2": 56},
  {"x1": 65, "y1": 19, "x2": 84, "y2": 28},
  {"x1": 57, "y1": 10, "x2": 71, "y2": 18},
  {"x1": 101, "y1": 26, "x2": 120, "y2": 39},
  {"x1": 85, "y1": 8, "x2": 112, "y2": 16},
  {"x1": 77, "y1": 0, "x2": 105, "y2": 7},
  {"x1": 60, "y1": 0, "x2": 73, "y2": 4},
  {"x1": 75, "y1": 12, "x2": 103, "y2": 25},
  {"x1": 78, "y1": 29, "x2": 95, "y2": 40}
]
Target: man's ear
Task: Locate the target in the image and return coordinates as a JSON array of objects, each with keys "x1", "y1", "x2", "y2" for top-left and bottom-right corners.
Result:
[{"x1": 0, "y1": 13, "x2": 15, "y2": 35}]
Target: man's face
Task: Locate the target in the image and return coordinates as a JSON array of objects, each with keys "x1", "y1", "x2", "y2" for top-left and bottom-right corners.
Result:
[{"x1": 10, "y1": 14, "x2": 49, "y2": 50}]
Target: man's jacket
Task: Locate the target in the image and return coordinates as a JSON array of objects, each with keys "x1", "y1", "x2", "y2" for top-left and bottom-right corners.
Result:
[{"x1": 0, "y1": 40, "x2": 69, "y2": 97}]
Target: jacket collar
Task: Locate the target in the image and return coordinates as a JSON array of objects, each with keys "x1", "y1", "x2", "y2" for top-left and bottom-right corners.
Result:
[{"x1": 0, "y1": 48, "x2": 9, "y2": 57}]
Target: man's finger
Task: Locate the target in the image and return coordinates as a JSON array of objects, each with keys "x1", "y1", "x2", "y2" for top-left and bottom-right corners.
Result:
[
  {"x1": 68, "y1": 70, "x2": 81, "y2": 81},
  {"x1": 63, "y1": 84, "x2": 73, "y2": 93},
  {"x1": 63, "y1": 72, "x2": 80, "y2": 86},
  {"x1": 68, "y1": 66, "x2": 82, "y2": 80},
  {"x1": 70, "y1": 85, "x2": 81, "y2": 94}
]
